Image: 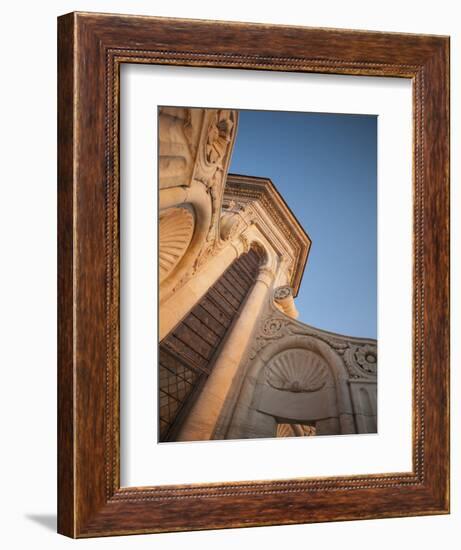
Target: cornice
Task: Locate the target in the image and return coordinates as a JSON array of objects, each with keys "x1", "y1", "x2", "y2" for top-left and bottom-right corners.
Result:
[{"x1": 224, "y1": 174, "x2": 311, "y2": 296}]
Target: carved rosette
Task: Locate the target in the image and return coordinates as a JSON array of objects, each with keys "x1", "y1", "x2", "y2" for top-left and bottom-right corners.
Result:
[
  {"x1": 343, "y1": 343, "x2": 378, "y2": 379},
  {"x1": 159, "y1": 207, "x2": 195, "y2": 283},
  {"x1": 191, "y1": 241, "x2": 218, "y2": 274},
  {"x1": 194, "y1": 110, "x2": 237, "y2": 190},
  {"x1": 206, "y1": 110, "x2": 234, "y2": 164},
  {"x1": 248, "y1": 309, "x2": 376, "y2": 384},
  {"x1": 262, "y1": 318, "x2": 284, "y2": 337},
  {"x1": 266, "y1": 349, "x2": 328, "y2": 393},
  {"x1": 355, "y1": 344, "x2": 378, "y2": 375},
  {"x1": 276, "y1": 423, "x2": 296, "y2": 437}
]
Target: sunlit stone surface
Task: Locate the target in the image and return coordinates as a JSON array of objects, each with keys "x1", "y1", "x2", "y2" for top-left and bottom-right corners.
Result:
[{"x1": 158, "y1": 107, "x2": 377, "y2": 442}]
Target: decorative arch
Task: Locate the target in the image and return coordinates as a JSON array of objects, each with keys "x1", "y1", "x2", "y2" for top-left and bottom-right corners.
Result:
[
  {"x1": 249, "y1": 240, "x2": 266, "y2": 260},
  {"x1": 256, "y1": 332, "x2": 351, "y2": 384},
  {"x1": 265, "y1": 348, "x2": 330, "y2": 393},
  {"x1": 225, "y1": 333, "x2": 355, "y2": 439}
]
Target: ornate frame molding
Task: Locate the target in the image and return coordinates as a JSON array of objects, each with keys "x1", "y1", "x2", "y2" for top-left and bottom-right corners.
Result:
[{"x1": 58, "y1": 12, "x2": 449, "y2": 537}]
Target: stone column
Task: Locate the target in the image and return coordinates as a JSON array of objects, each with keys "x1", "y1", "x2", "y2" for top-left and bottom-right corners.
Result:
[
  {"x1": 176, "y1": 266, "x2": 275, "y2": 442},
  {"x1": 159, "y1": 238, "x2": 246, "y2": 341}
]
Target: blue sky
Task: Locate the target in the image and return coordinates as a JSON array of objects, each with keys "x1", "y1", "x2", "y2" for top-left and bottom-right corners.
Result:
[{"x1": 229, "y1": 109, "x2": 377, "y2": 339}]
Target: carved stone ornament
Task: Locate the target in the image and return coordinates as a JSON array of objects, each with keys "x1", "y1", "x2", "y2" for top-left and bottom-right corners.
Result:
[
  {"x1": 276, "y1": 423, "x2": 317, "y2": 437},
  {"x1": 355, "y1": 344, "x2": 378, "y2": 374},
  {"x1": 219, "y1": 212, "x2": 247, "y2": 241},
  {"x1": 266, "y1": 348, "x2": 328, "y2": 393},
  {"x1": 273, "y1": 285, "x2": 298, "y2": 318},
  {"x1": 191, "y1": 241, "x2": 218, "y2": 274},
  {"x1": 274, "y1": 286, "x2": 292, "y2": 300},
  {"x1": 159, "y1": 207, "x2": 195, "y2": 283},
  {"x1": 206, "y1": 110, "x2": 234, "y2": 165},
  {"x1": 262, "y1": 318, "x2": 284, "y2": 337},
  {"x1": 194, "y1": 110, "x2": 237, "y2": 191},
  {"x1": 158, "y1": 107, "x2": 195, "y2": 190},
  {"x1": 342, "y1": 343, "x2": 378, "y2": 379},
  {"x1": 249, "y1": 307, "x2": 376, "y2": 381}
]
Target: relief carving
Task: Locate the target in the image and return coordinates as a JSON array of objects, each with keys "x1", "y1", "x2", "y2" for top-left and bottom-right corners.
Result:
[
  {"x1": 266, "y1": 349, "x2": 328, "y2": 393},
  {"x1": 343, "y1": 344, "x2": 378, "y2": 379},
  {"x1": 158, "y1": 107, "x2": 197, "y2": 190},
  {"x1": 249, "y1": 302, "x2": 376, "y2": 384},
  {"x1": 249, "y1": 316, "x2": 289, "y2": 359},
  {"x1": 159, "y1": 207, "x2": 195, "y2": 283},
  {"x1": 274, "y1": 286, "x2": 292, "y2": 300},
  {"x1": 206, "y1": 110, "x2": 235, "y2": 165},
  {"x1": 219, "y1": 212, "x2": 248, "y2": 241},
  {"x1": 193, "y1": 110, "x2": 237, "y2": 190},
  {"x1": 159, "y1": 108, "x2": 239, "y2": 298},
  {"x1": 276, "y1": 423, "x2": 316, "y2": 437},
  {"x1": 273, "y1": 286, "x2": 298, "y2": 319},
  {"x1": 355, "y1": 344, "x2": 377, "y2": 373},
  {"x1": 262, "y1": 317, "x2": 284, "y2": 337}
]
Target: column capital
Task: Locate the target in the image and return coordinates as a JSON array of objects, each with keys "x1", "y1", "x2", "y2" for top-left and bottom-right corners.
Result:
[{"x1": 256, "y1": 266, "x2": 276, "y2": 288}]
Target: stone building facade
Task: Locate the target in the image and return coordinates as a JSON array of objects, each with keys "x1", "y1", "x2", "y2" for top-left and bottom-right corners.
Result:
[{"x1": 158, "y1": 107, "x2": 377, "y2": 443}]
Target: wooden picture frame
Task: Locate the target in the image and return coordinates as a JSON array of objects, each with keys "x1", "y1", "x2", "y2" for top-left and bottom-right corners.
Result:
[{"x1": 57, "y1": 11, "x2": 450, "y2": 537}]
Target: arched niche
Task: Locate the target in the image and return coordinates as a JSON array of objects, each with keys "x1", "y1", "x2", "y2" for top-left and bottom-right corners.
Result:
[
  {"x1": 159, "y1": 181, "x2": 211, "y2": 301},
  {"x1": 243, "y1": 227, "x2": 277, "y2": 274},
  {"x1": 225, "y1": 333, "x2": 356, "y2": 439},
  {"x1": 255, "y1": 347, "x2": 338, "y2": 433}
]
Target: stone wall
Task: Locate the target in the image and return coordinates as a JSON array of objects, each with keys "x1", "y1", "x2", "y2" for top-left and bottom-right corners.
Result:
[{"x1": 213, "y1": 291, "x2": 377, "y2": 440}]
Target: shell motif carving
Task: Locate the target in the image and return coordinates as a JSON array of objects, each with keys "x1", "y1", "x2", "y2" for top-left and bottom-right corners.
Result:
[
  {"x1": 219, "y1": 212, "x2": 246, "y2": 241},
  {"x1": 266, "y1": 349, "x2": 328, "y2": 393},
  {"x1": 274, "y1": 286, "x2": 292, "y2": 300},
  {"x1": 159, "y1": 207, "x2": 195, "y2": 283}
]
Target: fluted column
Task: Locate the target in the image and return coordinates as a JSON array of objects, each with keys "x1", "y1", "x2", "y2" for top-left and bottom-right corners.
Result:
[{"x1": 176, "y1": 266, "x2": 275, "y2": 442}]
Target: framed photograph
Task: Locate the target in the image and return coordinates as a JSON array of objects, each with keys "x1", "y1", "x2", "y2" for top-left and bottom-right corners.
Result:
[{"x1": 57, "y1": 12, "x2": 450, "y2": 537}]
